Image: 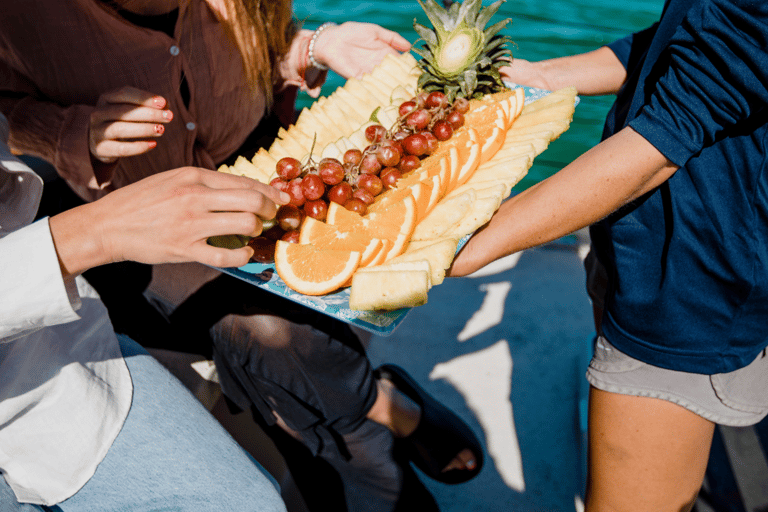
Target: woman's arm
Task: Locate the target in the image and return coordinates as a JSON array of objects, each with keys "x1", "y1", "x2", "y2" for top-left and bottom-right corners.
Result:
[
  {"x1": 449, "y1": 126, "x2": 678, "y2": 276},
  {"x1": 49, "y1": 168, "x2": 289, "y2": 278},
  {"x1": 279, "y1": 22, "x2": 412, "y2": 98},
  {"x1": 500, "y1": 45, "x2": 628, "y2": 96},
  {"x1": 311, "y1": 22, "x2": 412, "y2": 79}
]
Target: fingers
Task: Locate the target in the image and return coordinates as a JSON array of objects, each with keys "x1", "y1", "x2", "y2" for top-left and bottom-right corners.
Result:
[
  {"x1": 96, "y1": 86, "x2": 168, "y2": 109},
  {"x1": 91, "y1": 138, "x2": 158, "y2": 161},
  {"x1": 191, "y1": 168, "x2": 291, "y2": 206},
  {"x1": 189, "y1": 243, "x2": 255, "y2": 269},
  {"x1": 201, "y1": 189, "x2": 281, "y2": 225},
  {"x1": 90, "y1": 86, "x2": 173, "y2": 162},
  {"x1": 374, "y1": 26, "x2": 412, "y2": 52}
]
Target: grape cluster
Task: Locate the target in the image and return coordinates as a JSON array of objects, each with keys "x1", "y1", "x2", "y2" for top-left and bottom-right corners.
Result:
[{"x1": 249, "y1": 91, "x2": 469, "y2": 263}]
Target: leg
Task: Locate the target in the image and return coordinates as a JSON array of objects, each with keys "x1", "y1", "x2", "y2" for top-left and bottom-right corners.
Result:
[
  {"x1": 57, "y1": 336, "x2": 285, "y2": 512},
  {"x1": 0, "y1": 479, "x2": 44, "y2": 512},
  {"x1": 585, "y1": 386, "x2": 715, "y2": 512}
]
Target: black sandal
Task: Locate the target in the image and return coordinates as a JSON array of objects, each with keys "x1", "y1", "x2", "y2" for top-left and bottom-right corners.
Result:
[{"x1": 376, "y1": 364, "x2": 484, "y2": 484}]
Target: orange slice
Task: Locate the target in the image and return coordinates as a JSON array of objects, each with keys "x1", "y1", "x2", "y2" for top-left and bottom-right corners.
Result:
[
  {"x1": 326, "y1": 196, "x2": 417, "y2": 261},
  {"x1": 465, "y1": 100, "x2": 507, "y2": 164},
  {"x1": 454, "y1": 138, "x2": 481, "y2": 188},
  {"x1": 369, "y1": 181, "x2": 432, "y2": 222},
  {"x1": 326, "y1": 201, "x2": 365, "y2": 231},
  {"x1": 299, "y1": 217, "x2": 382, "y2": 266},
  {"x1": 364, "y1": 238, "x2": 393, "y2": 267},
  {"x1": 423, "y1": 173, "x2": 443, "y2": 216},
  {"x1": 274, "y1": 240, "x2": 361, "y2": 295},
  {"x1": 365, "y1": 195, "x2": 418, "y2": 261}
]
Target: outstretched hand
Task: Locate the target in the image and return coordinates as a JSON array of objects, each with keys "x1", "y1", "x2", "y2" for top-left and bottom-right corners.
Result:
[
  {"x1": 313, "y1": 22, "x2": 412, "y2": 79},
  {"x1": 89, "y1": 86, "x2": 173, "y2": 164},
  {"x1": 50, "y1": 168, "x2": 290, "y2": 276}
]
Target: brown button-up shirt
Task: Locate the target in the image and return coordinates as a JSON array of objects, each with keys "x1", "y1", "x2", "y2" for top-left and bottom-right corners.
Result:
[{"x1": 0, "y1": 0, "x2": 310, "y2": 202}]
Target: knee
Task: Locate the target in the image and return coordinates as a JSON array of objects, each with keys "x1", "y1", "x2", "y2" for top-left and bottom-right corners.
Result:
[{"x1": 215, "y1": 312, "x2": 300, "y2": 352}]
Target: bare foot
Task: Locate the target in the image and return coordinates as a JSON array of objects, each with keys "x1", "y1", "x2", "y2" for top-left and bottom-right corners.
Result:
[{"x1": 367, "y1": 378, "x2": 477, "y2": 473}]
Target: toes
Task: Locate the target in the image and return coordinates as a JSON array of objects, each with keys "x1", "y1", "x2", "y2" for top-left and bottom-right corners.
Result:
[{"x1": 442, "y1": 448, "x2": 477, "y2": 473}]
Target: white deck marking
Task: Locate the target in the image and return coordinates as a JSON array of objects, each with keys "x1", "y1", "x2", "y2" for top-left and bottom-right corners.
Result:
[
  {"x1": 431, "y1": 340, "x2": 525, "y2": 491},
  {"x1": 457, "y1": 282, "x2": 512, "y2": 342}
]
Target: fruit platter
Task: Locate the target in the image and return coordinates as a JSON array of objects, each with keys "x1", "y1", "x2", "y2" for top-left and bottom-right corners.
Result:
[{"x1": 211, "y1": 0, "x2": 577, "y2": 334}]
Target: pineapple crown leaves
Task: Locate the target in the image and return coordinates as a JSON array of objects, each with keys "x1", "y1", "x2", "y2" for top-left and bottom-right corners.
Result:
[{"x1": 413, "y1": 0, "x2": 513, "y2": 100}]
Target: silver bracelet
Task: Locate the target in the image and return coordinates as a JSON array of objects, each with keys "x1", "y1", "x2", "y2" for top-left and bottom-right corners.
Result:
[{"x1": 308, "y1": 22, "x2": 336, "y2": 71}]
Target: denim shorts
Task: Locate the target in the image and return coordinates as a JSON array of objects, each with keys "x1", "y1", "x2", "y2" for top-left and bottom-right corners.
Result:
[{"x1": 587, "y1": 336, "x2": 768, "y2": 426}]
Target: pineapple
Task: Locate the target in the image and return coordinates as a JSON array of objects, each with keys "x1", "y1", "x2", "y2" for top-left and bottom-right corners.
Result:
[{"x1": 413, "y1": 0, "x2": 513, "y2": 101}]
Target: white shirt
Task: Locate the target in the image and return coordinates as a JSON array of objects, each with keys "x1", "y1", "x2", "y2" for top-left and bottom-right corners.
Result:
[{"x1": 0, "y1": 114, "x2": 132, "y2": 505}]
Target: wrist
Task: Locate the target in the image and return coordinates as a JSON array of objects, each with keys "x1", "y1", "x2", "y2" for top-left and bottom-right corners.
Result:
[
  {"x1": 49, "y1": 201, "x2": 112, "y2": 277},
  {"x1": 307, "y1": 22, "x2": 337, "y2": 71}
]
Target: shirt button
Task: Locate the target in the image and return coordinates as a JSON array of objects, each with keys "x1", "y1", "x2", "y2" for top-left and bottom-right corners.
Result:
[
  {"x1": 169, "y1": 45, "x2": 180, "y2": 56},
  {"x1": 186, "y1": 122, "x2": 196, "y2": 131}
]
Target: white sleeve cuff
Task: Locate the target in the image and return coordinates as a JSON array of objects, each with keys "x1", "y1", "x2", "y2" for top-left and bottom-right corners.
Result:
[{"x1": 0, "y1": 218, "x2": 82, "y2": 341}]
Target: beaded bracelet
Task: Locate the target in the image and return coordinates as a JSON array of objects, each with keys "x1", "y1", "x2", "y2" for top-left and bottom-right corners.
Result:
[{"x1": 308, "y1": 22, "x2": 336, "y2": 71}]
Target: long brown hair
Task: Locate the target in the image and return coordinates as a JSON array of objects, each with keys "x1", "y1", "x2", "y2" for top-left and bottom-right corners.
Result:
[{"x1": 218, "y1": 0, "x2": 298, "y2": 107}]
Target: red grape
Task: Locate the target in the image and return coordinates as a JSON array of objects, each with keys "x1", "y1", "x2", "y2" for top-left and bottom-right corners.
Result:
[
  {"x1": 318, "y1": 160, "x2": 344, "y2": 185},
  {"x1": 420, "y1": 131, "x2": 439, "y2": 154},
  {"x1": 426, "y1": 91, "x2": 446, "y2": 109},
  {"x1": 328, "y1": 182, "x2": 353, "y2": 205},
  {"x1": 453, "y1": 97, "x2": 470, "y2": 114},
  {"x1": 432, "y1": 120, "x2": 453, "y2": 141},
  {"x1": 398, "y1": 154, "x2": 421, "y2": 173},
  {"x1": 359, "y1": 152, "x2": 382, "y2": 175},
  {"x1": 247, "y1": 236, "x2": 276, "y2": 263},
  {"x1": 343, "y1": 149, "x2": 363, "y2": 166},
  {"x1": 270, "y1": 177, "x2": 290, "y2": 193},
  {"x1": 380, "y1": 168, "x2": 402, "y2": 189},
  {"x1": 286, "y1": 178, "x2": 305, "y2": 207},
  {"x1": 402, "y1": 133, "x2": 428, "y2": 156},
  {"x1": 304, "y1": 199, "x2": 328, "y2": 221},
  {"x1": 357, "y1": 173, "x2": 383, "y2": 196},
  {"x1": 365, "y1": 124, "x2": 386, "y2": 143},
  {"x1": 344, "y1": 198, "x2": 367, "y2": 215},
  {"x1": 301, "y1": 173, "x2": 325, "y2": 201},
  {"x1": 277, "y1": 204, "x2": 303, "y2": 231},
  {"x1": 398, "y1": 101, "x2": 417, "y2": 117},
  {"x1": 406, "y1": 109, "x2": 431, "y2": 131},
  {"x1": 377, "y1": 145, "x2": 401, "y2": 167},
  {"x1": 281, "y1": 230, "x2": 300, "y2": 243},
  {"x1": 447, "y1": 110, "x2": 465, "y2": 130},
  {"x1": 262, "y1": 224, "x2": 285, "y2": 241},
  {"x1": 275, "y1": 157, "x2": 302, "y2": 180},
  {"x1": 352, "y1": 188, "x2": 375, "y2": 205}
]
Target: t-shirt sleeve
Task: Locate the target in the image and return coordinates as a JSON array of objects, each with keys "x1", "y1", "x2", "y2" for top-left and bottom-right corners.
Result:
[
  {"x1": 630, "y1": 0, "x2": 768, "y2": 166},
  {"x1": 606, "y1": 23, "x2": 659, "y2": 70}
]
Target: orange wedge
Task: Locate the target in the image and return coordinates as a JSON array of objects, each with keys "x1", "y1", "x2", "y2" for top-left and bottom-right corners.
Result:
[
  {"x1": 274, "y1": 240, "x2": 361, "y2": 296},
  {"x1": 299, "y1": 217, "x2": 382, "y2": 266},
  {"x1": 326, "y1": 196, "x2": 416, "y2": 261},
  {"x1": 364, "y1": 195, "x2": 418, "y2": 261},
  {"x1": 465, "y1": 100, "x2": 507, "y2": 164},
  {"x1": 326, "y1": 201, "x2": 365, "y2": 231},
  {"x1": 423, "y1": 173, "x2": 443, "y2": 216},
  {"x1": 454, "y1": 138, "x2": 481, "y2": 188},
  {"x1": 364, "y1": 238, "x2": 393, "y2": 267},
  {"x1": 369, "y1": 181, "x2": 432, "y2": 223}
]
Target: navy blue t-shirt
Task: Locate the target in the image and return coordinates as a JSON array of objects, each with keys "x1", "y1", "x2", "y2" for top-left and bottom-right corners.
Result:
[{"x1": 592, "y1": 0, "x2": 768, "y2": 373}]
